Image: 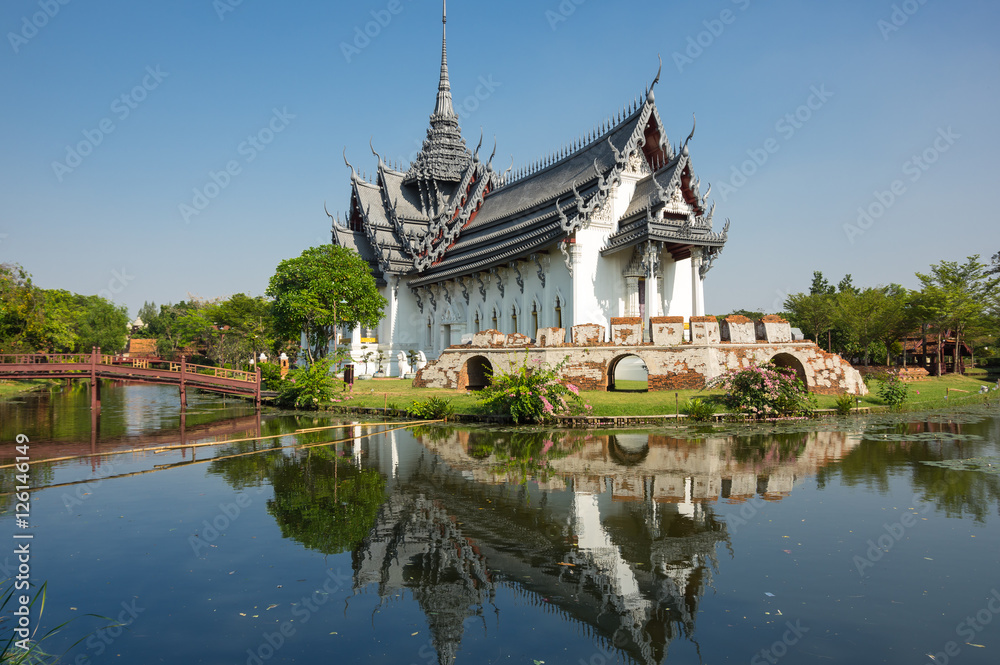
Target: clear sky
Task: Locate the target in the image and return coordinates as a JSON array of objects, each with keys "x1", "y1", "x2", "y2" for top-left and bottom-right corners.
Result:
[{"x1": 2, "y1": 0, "x2": 998, "y2": 317}]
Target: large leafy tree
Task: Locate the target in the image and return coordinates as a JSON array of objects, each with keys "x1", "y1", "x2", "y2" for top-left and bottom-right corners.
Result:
[
  {"x1": 915, "y1": 255, "x2": 1000, "y2": 373},
  {"x1": 267, "y1": 246, "x2": 386, "y2": 363},
  {"x1": 785, "y1": 292, "x2": 836, "y2": 351}
]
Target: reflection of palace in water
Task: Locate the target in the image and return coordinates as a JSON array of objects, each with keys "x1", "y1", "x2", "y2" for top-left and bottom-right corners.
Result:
[{"x1": 346, "y1": 427, "x2": 858, "y2": 665}]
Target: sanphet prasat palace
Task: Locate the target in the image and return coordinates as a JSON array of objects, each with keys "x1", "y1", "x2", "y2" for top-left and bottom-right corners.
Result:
[{"x1": 331, "y1": 4, "x2": 866, "y2": 396}]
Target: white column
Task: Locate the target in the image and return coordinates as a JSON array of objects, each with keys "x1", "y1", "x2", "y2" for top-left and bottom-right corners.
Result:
[
  {"x1": 691, "y1": 248, "x2": 706, "y2": 316},
  {"x1": 625, "y1": 276, "x2": 639, "y2": 317}
]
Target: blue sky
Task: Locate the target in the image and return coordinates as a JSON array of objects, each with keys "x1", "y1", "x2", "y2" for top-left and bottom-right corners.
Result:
[{"x1": 2, "y1": 0, "x2": 998, "y2": 317}]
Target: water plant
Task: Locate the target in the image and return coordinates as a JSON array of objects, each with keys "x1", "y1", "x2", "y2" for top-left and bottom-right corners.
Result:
[
  {"x1": 834, "y1": 392, "x2": 856, "y2": 415},
  {"x1": 682, "y1": 397, "x2": 717, "y2": 422},
  {"x1": 408, "y1": 397, "x2": 454, "y2": 420}
]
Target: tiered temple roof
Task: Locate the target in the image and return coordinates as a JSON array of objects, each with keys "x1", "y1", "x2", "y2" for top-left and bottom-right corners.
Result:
[{"x1": 331, "y1": 4, "x2": 729, "y2": 288}]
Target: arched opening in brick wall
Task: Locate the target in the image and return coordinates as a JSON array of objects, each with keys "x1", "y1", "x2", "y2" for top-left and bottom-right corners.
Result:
[
  {"x1": 770, "y1": 353, "x2": 809, "y2": 391},
  {"x1": 460, "y1": 356, "x2": 493, "y2": 391},
  {"x1": 608, "y1": 434, "x2": 650, "y2": 466},
  {"x1": 608, "y1": 354, "x2": 648, "y2": 392}
]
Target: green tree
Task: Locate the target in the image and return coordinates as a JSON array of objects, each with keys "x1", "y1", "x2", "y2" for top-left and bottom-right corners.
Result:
[
  {"x1": 810, "y1": 271, "x2": 835, "y2": 295},
  {"x1": 267, "y1": 246, "x2": 386, "y2": 363},
  {"x1": 988, "y1": 251, "x2": 999, "y2": 276},
  {"x1": 915, "y1": 256, "x2": 1000, "y2": 374},
  {"x1": 835, "y1": 287, "x2": 890, "y2": 366},
  {"x1": 784, "y1": 292, "x2": 835, "y2": 351},
  {"x1": 76, "y1": 296, "x2": 130, "y2": 352},
  {"x1": 0, "y1": 263, "x2": 50, "y2": 351}
]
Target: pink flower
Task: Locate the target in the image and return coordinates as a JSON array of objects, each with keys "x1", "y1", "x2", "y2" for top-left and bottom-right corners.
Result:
[
  {"x1": 541, "y1": 396, "x2": 554, "y2": 414},
  {"x1": 541, "y1": 440, "x2": 554, "y2": 455}
]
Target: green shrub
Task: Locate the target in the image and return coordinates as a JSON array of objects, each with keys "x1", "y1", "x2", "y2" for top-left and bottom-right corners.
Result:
[
  {"x1": 877, "y1": 374, "x2": 909, "y2": 408},
  {"x1": 834, "y1": 393, "x2": 855, "y2": 415},
  {"x1": 681, "y1": 398, "x2": 717, "y2": 422},
  {"x1": 477, "y1": 352, "x2": 583, "y2": 424},
  {"x1": 276, "y1": 357, "x2": 338, "y2": 410},
  {"x1": 712, "y1": 361, "x2": 813, "y2": 418},
  {"x1": 259, "y1": 362, "x2": 283, "y2": 389},
  {"x1": 408, "y1": 397, "x2": 454, "y2": 420}
]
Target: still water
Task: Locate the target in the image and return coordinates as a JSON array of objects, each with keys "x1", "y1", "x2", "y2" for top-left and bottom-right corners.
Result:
[{"x1": 2, "y1": 383, "x2": 1000, "y2": 664}]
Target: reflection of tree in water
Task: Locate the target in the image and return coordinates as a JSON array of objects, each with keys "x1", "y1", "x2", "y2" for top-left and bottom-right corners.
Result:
[
  {"x1": 726, "y1": 433, "x2": 808, "y2": 470},
  {"x1": 818, "y1": 413, "x2": 1000, "y2": 522},
  {"x1": 208, "y1": 424, "x2": 387, "y2": 555},
  {"x1": 268, "y1": 450, "x2": 385, "y2": 555}
]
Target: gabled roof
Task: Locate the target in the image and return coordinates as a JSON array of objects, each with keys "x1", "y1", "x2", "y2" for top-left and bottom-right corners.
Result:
[{"x1": 330, "y1": 10, "x2": 730, "y2": 288}]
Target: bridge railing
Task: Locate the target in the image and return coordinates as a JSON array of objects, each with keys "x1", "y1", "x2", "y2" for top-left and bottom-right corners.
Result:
[
  {"x1": 0, "y1": 353, "x2": 92, "y2": 365},
  {"x1": 169, "y1": 361, "x2": 257, "y2": 384}
]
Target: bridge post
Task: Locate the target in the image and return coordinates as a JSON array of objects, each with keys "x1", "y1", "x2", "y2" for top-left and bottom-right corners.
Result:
[
  {"x1": 255, "y1": 366, "x2": 261, "y2": 409},
  {"x1": 180, "y1": 355, "x2": 187, "y2": 409},
  {"x1": 90, "y1": 346, "x2": 101, "y2": 412}
]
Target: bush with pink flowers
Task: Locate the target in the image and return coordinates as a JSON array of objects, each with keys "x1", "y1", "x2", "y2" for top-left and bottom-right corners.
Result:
[
  {"x1": 713, "y1": 361, "x2": 814, "y2": 418},
  {"x1": 477, "y1": 352, "x2": 584, "y2": 423}
]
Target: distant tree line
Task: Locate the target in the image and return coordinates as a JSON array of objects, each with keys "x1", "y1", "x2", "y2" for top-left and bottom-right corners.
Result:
[
  {"x1": 780, "y1": 254, "x2": 999, "y2": 369},
  {"x1": 1, "y1": 246, "x2": 386, "y2": 371},
  {"x1": 1, "y1": 262, "x2": 131, "y2": 353}
]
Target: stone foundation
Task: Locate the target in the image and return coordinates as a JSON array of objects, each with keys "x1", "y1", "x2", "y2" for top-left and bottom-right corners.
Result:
[{"x1": 414, "y1": 316, "x2": 868, "y2": 396}]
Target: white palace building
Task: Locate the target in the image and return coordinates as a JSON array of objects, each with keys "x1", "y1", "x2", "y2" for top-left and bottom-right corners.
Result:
[{"x1": 331, "y1": 4, "x2": 729, "y2": 377}]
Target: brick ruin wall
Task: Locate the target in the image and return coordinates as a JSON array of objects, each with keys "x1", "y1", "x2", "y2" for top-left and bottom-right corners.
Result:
[{"x1": 414, "y1": 320, "x2": 868, "y2": 396}]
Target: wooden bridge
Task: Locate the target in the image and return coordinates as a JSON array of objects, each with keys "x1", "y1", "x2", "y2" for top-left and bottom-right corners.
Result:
[{"x1": 0, "y1": 348, "x2": 261, "y2": 409}]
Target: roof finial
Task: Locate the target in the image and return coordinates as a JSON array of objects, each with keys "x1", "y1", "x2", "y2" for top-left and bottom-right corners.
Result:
[{"x1": 433, "y1": 0, "x2": 455, "y2": 118}]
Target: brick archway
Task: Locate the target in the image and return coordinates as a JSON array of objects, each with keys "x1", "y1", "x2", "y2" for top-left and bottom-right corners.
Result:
[
  {"x1": 770, "y1": 352, "x2": 809, "y2": 391},
  {"x1": 459, "y1": 356, "x2": 493, "y2": 391},
  {"x1": 607, "y1": 353, "x2": 649, "y2": 392}
]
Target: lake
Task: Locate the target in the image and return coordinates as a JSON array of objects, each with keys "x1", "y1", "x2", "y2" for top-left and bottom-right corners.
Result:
[{"x1": 2, "y1": 383, "x2": 999, "y2": 664}]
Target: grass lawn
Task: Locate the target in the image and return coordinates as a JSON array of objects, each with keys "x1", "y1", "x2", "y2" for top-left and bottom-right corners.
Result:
[
  {"x1": 330, "y1": 373, "x2": 998, "y2": 418},
  {"x1": 0, "y1": 380, "x2": 53, "y2": 400}
]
